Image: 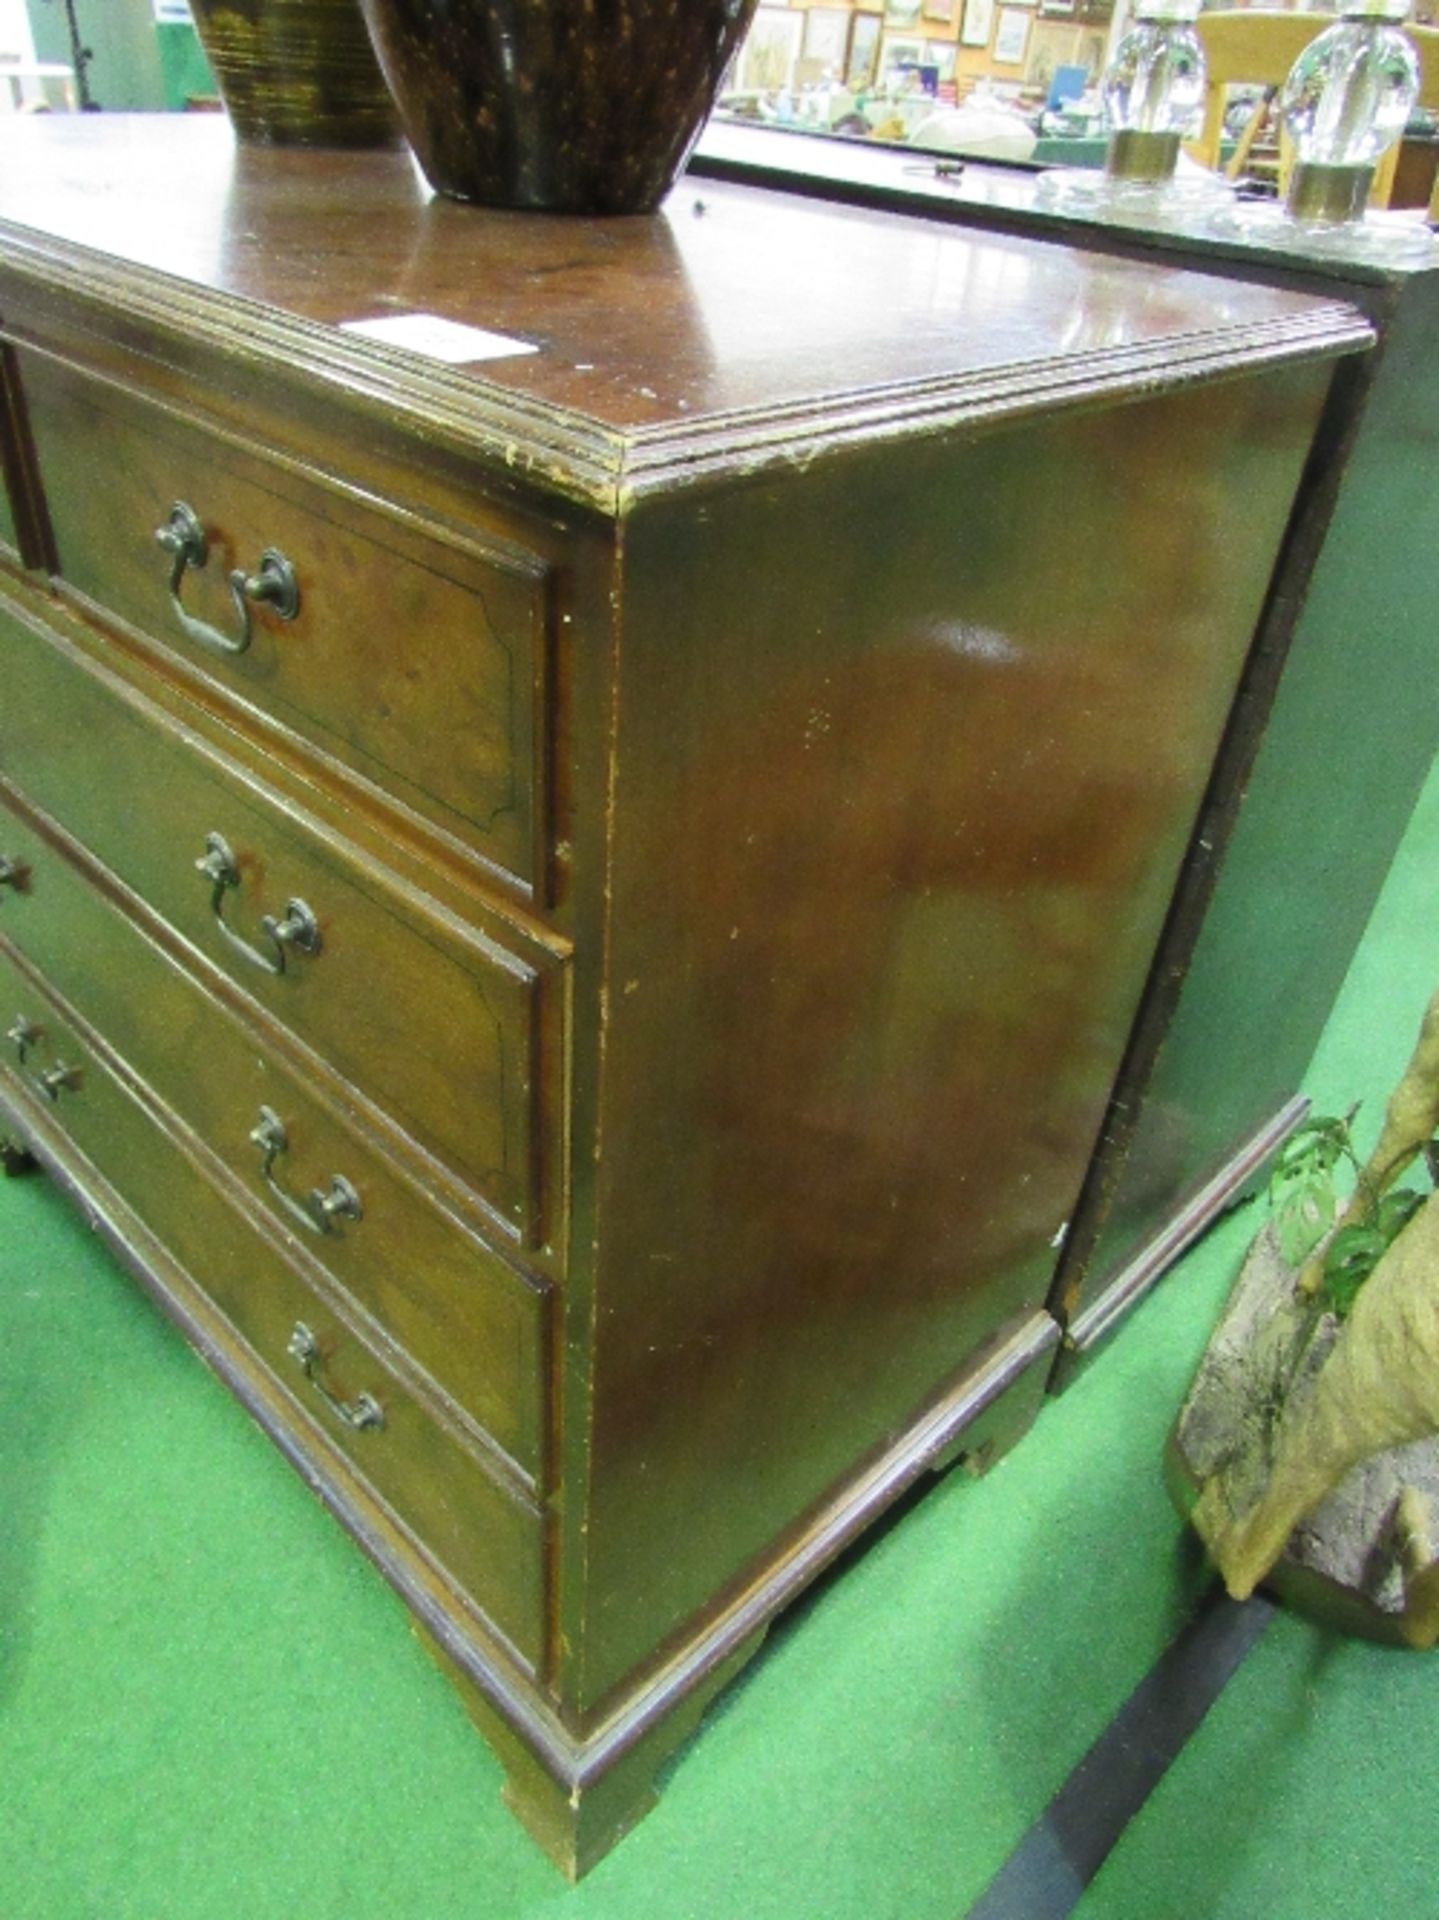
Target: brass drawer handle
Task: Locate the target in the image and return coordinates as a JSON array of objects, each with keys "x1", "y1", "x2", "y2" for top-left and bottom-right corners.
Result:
[
  {"x1": 6, "y1": 1014, "x2": 81, "y2": 1101},
  {"x1": 154, "y1": 499, "x2": 300, "y2": 658},
  {"x1": 197, "y1": 832, "x2": 321, "y2": 977},
  {"x1": 6, "y1": 1013, "x2": 39, "y2": 1064},
  {"x1": 35, "y1": 1061, "x2": 82, "y2": 1102},
  {"x1": 0, "y1": 853, "x2": 30, "y2": 898},
  {"x1": 287, "y1": 1321, "x2": 385, "y2": 1432},
  {"x1": 249, "y1": 1105, "x2": 362, "y2": 1238}
]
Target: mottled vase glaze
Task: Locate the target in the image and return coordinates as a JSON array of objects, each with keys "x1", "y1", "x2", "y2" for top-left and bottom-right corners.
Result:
[
  {"x1": 355, "y1": 0, "x2": 761, "y2": 212},
  {"x1": 189, "y1": 0, "x2": 404, "y2": 147}
]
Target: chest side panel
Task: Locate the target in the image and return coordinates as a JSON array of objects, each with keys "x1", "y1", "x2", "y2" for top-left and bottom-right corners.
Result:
[{"x1": 577, "y1": 357, "x2": 1334, "y2": 1706}]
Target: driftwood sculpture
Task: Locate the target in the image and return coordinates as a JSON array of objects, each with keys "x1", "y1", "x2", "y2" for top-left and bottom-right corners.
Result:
[{"x1": 1176, "y1": 984, "x2": 1439, "y2": 1642}]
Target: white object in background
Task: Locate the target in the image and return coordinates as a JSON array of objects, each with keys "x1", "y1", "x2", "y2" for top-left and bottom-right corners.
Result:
[
  {"x1": 909, "y1": 102, "x2": 1039, "y2": 160},
  {"x1": 0, "y1": 0, "x2": 34, "y2": 65},
  {"x1": 0, "y1": 62, "x2": 78, "y2": 113}
]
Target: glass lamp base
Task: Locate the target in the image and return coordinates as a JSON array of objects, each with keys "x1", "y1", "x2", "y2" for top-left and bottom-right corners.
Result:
[
  {"x1": 1036, "y1": 161, "x2": 1234, "y2": 224},
  {"x1": 1208, "y1": 193, "x2": 1438, "y2": 266}
]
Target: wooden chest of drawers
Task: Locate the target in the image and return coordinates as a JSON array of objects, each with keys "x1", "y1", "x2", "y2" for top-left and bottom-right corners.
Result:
[{"x1": 0, "y1": 117, "x2": 1369, "y2": 1874}]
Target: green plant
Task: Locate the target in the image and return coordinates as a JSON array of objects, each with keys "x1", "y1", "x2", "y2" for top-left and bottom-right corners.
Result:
[
  {"x1": 1194, "y1": 983, "x2": 1439, "y2": 1610},
  {"x1": 1269, "y1": 1107, "x2": 1435, "y2": 1318}
]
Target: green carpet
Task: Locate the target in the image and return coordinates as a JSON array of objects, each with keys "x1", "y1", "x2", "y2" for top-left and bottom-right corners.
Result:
[
  {"x1": 1072, "y1": 751, "x2": 1439, "y2": 1920},
  {"x1": 2, "y1": 749, "x2": 1434, "y2": 1919}
]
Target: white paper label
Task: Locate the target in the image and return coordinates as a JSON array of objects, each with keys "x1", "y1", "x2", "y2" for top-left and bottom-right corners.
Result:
[{"x1": 339, "y1": 312, "x2": 539, "y2": 365}]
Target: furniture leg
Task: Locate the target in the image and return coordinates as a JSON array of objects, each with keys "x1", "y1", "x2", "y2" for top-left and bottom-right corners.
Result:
[{"x1": 415, "y1": 1620, "x2": 769, "y2": 1880}]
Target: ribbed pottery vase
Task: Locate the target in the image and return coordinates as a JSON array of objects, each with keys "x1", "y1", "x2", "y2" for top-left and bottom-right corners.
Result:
[
  {"x1": 355, "y1": 0, "x2": 761, "y2": 212},
  {"x1": 189, "y1": 0, "x2": 404, "y2": 148}
]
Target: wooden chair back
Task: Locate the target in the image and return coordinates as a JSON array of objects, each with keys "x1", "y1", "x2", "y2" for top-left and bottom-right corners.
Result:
[{"x1": 1188, "y1": 9, "x2": 1439, "y2": 208}]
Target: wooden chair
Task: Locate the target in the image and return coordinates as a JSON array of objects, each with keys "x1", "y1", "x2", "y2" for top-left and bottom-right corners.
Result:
[{"x1": 1188, "y1": 8, "x2": 1439, "y2": 208}]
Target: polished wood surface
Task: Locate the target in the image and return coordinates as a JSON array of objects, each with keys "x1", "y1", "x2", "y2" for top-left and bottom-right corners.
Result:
[
  {"x1": 577, "y1": 359, "x2": 1334, "y2": 1701},
  {"x1": 0, "y1": 117, "x2": 1369, "y2": 1873},
  {"x1": 0, "y1": 118, "x2": 1364, "y2": 474}
]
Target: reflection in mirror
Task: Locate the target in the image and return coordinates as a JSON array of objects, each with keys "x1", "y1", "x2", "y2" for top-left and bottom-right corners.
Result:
[{"x1": 710, "y1": 0, "x2": 1439, "y2": 191}]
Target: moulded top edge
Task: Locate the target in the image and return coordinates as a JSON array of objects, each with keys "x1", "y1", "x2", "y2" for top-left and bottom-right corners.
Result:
[{"x1": 0, "y1": 114, "x2": 1374, "y2": 513}]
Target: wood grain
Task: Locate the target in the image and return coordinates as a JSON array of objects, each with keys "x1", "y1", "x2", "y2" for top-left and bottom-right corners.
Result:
[{"x1": 0, "y1": 120, "x2": 1371, "y2": 1871}]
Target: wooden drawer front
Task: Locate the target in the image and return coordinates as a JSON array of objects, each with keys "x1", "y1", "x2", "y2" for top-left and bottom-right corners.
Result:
[
  {"x1": 0, "y1": 943, "x2": 546, "y2": 1671},
  {"x1": 18, "y1": 348, "x2": 549, "y2": 892},
  {"x1": 0, "y1": 786, "x2": 548, "y2": 1485},
  {"x1": 0, "y1": 595, "x2": 558, "y2": 1245}
]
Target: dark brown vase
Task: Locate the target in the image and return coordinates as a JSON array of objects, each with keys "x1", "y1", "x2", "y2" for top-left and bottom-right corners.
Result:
[
  {"x1": 189, "y1": 0, "x2": 404, "y2": 148},
  {"x1": 355, "y1": 0, "x2": 761, "y2": 213}
]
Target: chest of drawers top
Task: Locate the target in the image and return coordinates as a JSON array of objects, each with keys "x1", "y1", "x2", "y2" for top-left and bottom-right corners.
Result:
[{"x1": 0, "y1": 115, "x2": 1367, "y2": 517}]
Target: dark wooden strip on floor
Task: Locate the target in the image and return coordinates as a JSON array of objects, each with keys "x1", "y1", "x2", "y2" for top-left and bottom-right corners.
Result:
[{"x1": 965, "y1": 1590, "x2": 1276, "y2": 1920}]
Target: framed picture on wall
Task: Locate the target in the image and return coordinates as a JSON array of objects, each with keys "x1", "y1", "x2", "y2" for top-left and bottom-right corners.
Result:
[
  {"x1": 925, "y1": 37, "x2": 958, "y2": 77},
  {"x1": 847, "y1": 11, "x2": 884, "y2": 84},
  {"x1": 884, "y1": 0, "x2": 925, "y2": 26},
  {"x1": 993, "y1": 5, "x2": 1032, "y2": 60},
  {"x1": 880, "y1": 30, "x2": 928, "y2": 76},
  {"x1": 923, "y1": 0, "x2": 958, "y2": 21},
  {"x1": 735, "y1": 5, "x2": 805, "y2": 89},
  {"x1": 960, "y1": 0, "x2": 996, "y2": 47},
  {"x1": 803, "y1": 5, "x2": 854, "y2": 73},
  {"x1": 1023, "y1": 19, "x2": 1075, "y2": 84}
]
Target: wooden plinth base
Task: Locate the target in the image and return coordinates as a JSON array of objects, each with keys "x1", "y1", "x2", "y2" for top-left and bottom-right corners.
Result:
[
  {"x1": 1050, "y1": 1096, "x2": 1310, "y2": 1392},
  {"x1": 419, "y1": 1307, "x2": 1058, "y2": 1876},
  {"x1": 417, "y1": 1619, "x2": 770, "y2": 1881}
]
